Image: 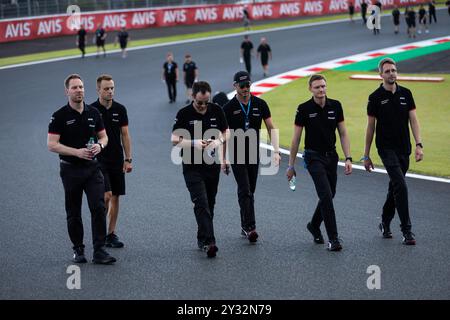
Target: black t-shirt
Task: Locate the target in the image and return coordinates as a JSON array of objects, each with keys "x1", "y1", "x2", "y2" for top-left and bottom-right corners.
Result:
[
  {"x1": 361, "y1": 3, "x2": 368, "y2": 14},
  {"x1": 367, "y1": 84, "x2": 416, "y2": 155},
  {"x1": 91, "y1": 99, "x2": 129, "y2": 166},
  {"x1": 392, "y1": 9, "x2": 400, "y2": 20},
  {"x1": 172, "y1": 103, "x2": 228, "y2": 169},
  {"x1": 95, "y1": 28, "x2": 105, "y2": 40},
  {"x1": 48, "y1": 103, "x2": 105, "y2": 164},
  {"x1": 183, "y1": 61, "x2": 197, "y2": 82},
  {"x1": 163, "y1": 61, "x2": 178, "y2": 80},
  {"x1": 117, "y1": 31, "x2": 129, "y2": 44},
  {"x1": 419, "y1": 8, "x2": 426, "y2": 19},
  {"x1": 257, "y1": 44, "x2": 271, "y2": 61},
  {"x1": 77, "y1": 29, "x2": 86, "y2": 44},
  {"x1": 223, "y1": 95, "x2": 271, "y2": 164},
  {"x1": 407, "y1": 10, "x2": 416, "y2": 22},
  {"x1": 241, "y1": 41, "x2": 253, "y2": 59},
  {"x1": 295, "y1": 97, "x2": 344, "y2": 153}
]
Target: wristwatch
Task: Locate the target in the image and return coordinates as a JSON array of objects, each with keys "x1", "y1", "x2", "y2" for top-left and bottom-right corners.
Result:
[
  {"x1": 416, "y1": 143, "x2": 423, "y2": 149},
  {"x1": 125, "y1": 158, "x2": 132, "y2": 163},
  {"x1": 345, "y1": 157, "x2": 353, "y2": 162}
]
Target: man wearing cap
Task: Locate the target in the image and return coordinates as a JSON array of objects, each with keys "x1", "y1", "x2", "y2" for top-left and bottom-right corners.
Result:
[{"x1": 223, "y1": 71, "x2": 280, "y2": 243}]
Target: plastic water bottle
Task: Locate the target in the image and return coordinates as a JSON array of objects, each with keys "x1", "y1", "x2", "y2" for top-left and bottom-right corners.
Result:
[
  {"x1": 289, "y1": 176, "x2": 296, "y2": 191},
  {"x1": 86, "y1": 137, "x2": 95, "y2": 149}
]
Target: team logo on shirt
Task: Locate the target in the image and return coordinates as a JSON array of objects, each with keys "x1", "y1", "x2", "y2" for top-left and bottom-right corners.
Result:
[
  {"x1": 328, "y1": 111, "x2": 335, "y2": 120},
  {"x1": 309, "y1": 113, "x2": 317, "y2": 118},
  {"x1": 189, "y1": 120, "x2": 200, "y2": 125},
  {"x1": 49, "y1": 116, "x2": 54, "y2": 124},
  {"x1": 233, "y1": 110, "x2": 241, "y2": 115},
  {"x1": 66, "y1": 119, "x2": 76, "y2": 125},
  {"x1": 381, "y1": 99, "x2": 389, "y2": 105}
]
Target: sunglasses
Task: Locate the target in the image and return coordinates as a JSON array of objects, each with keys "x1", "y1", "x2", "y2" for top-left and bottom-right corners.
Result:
[
  {"x1": 238, "y1": 81, "x2": 251, "y2": 89},
  {"x1": 195, "y1": 100, "x2": 209, "y2": 106}
]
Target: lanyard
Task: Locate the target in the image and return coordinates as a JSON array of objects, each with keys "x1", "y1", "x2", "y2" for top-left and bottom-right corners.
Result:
[{"x1": 238, "y1": 98, "x2": 251, "y2": 129}]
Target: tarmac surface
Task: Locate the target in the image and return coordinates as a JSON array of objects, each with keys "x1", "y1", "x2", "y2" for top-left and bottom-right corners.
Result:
[{"x1": 0, "y1": 11, "x2": 449, "y2": 300}]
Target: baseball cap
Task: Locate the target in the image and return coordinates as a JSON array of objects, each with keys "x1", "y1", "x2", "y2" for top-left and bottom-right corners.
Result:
[{"x1": 233, "y1": 71, "x2": 251, "y2": 84}]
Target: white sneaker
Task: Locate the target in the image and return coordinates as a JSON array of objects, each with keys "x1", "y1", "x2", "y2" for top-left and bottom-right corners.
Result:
[
  {"x1": 418, "y1": 30, "x2": 422, "y2": 34},
  {"x1": 425, "y1": 29, "x2": 429, "y2": 33}
]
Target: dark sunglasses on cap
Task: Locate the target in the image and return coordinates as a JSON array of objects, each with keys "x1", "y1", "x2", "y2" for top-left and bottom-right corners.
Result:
[{"x1": 238, "y1": 81, "x2": 251, "y2": 89}]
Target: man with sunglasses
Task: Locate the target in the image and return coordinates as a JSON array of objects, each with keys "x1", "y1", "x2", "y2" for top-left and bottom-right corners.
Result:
[
  {"x1": 223, "y1": 71, "x2": 280, "y2": 243},
  {"x1": 171, "y1": 81, "x2": 229, "y2": 258}
]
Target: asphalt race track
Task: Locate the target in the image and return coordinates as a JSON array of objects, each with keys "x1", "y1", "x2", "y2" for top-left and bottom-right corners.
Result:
[{"x1": 0, "y1": 12, "x2": 449, "y2": 300}]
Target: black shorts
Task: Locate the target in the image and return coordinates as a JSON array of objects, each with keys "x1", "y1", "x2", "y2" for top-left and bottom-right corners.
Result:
[
  {"x1": 100, "y1": 164, "x2": 125, "y2": 196},
  {"x1": 185, "y1": 79, "x2": 195, "y2": 88},
  {"x1": 120, "y1": 41, "x2": 127, "y2": 49},
  {"x1": 96, "y1": 39, "x2": 105, "y2": 47}
]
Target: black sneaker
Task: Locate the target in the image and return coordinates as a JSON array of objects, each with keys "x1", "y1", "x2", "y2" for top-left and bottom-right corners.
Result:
[
  {"x1": 307, "y1": 222, "x2": 325, "y2": 244},
  {"x1": 206, "y1": 244, "x2": 218, "y2": 258},
  {"x1": 106, "y1": 233, "x2": 124, "y2": 248},
  {"x1": 379, "y1": 222, "x2": 393, "y2": 239},
  {"x1": 197, "y1": 240, "x2": 206, "y2": 250},
  {"x1": 92, "y1": 248, "x2": 116, "y2": 264},
  {"x1": 402, "y1": 232, "x2": 416, "y2": 245},
  {"x1": 72, "y1": 246, "x2": 87, "y2": 263},
  {"x1": 327, "y1": 239, "x2": 343, "y2": 251},
  {"x1": 241, "y1": 228, "x2": 259, "y2": 243}
]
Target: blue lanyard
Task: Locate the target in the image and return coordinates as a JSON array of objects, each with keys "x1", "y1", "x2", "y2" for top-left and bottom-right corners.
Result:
[{"x1": 238, "y1": 98, "x2": 251, "y2": 124}]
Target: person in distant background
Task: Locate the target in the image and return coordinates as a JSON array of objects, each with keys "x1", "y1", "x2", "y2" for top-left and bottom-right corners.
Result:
[
  {"x1": 428, "y1": 0, "x2": 437, "y2": 23},
  {"x1": 240, "y1": 35, "x2": 254, "y2": 75},
  {"x1": 162, "y1": 52, "x2": 178, "y2": 104},
  {"x1": 257, "y1": 37, "x2": 272, "y2": 77},
  {"x1": 392, "y1": 6, "x2": 400, "y2": 34},
  {"x1": 115, "y1": 27, "x2": 129, "y2": 58},
  {"x1": 76, "y1": 24, "x2": 87, "y2": 58},
  {"x1": 183, "y1": 54, "x2": 199, "y2": 104},
  {"x1": 94, "y1": 23, "x2": 107, "y2": 58},
  {"x1": 243, "y1": 6, "x2": 251, "y2": 31},
  {"x1": 348, "y1": 1, "x2": 355, "y2": 22}
]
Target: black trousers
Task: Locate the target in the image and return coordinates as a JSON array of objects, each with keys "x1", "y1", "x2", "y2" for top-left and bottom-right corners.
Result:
[
  {"x1": 231, "y1": 164, "x2": 259, "y2": 231},
  {"x1": 304, "y1": 150, "x2": 339, "y2": 240},
  {"x1": 244, "y1": 56, "x2": 251, "y2": 74},
  {"x1": 166, "y1": 78, "x2": 177, "y2": 102},
  {"x1": 60, "y1": 161, "x2": 106, "y2": 250},
  {"x1": 378, "y1": 149, "x2": 412, "y2": 233},
  {"x1": 183, "y1": 166, "x2": 220, "y2": 245}
]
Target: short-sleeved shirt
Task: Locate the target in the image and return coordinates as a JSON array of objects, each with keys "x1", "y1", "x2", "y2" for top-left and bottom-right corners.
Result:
[
  {"x1": 117, "y1": 31, "x2": 129, "y2": 45},
  {"x1": 241, "y1": 41, "x2": 254, "y2": 59},
  {"x1": 91, "y1": 99, "x2": 129, "y2": 166},
  {"x1": 419, "y1": 8, "x2": 426, "y2": 19},
  {"x1": 392, "y1": 9, "x2": 400, "y2": 22},
  {"x1": 95, "y1": 28, "x2": 105, "y2": 40},
  {"x1": 77, "y1": 29, "x2": 86, "y2": 45},
  {"x1": 163, "y1": 61, "x2": 178, "y2": 80},
  {"x1": 223, "y1": 95, "x2": 271, "y2": 164},
  {"x1": 183, "y1": 61, "x2": 197, "y2": 82},
  {"x1": 367, "y1": 84, "x2": 416, "y2": 155},
  {"x1": 172, "y1": 103, "x2": 228, "y2": 169},
  {"x1": 257, "y1": 44, "x2": 271, "y2": 62},
  {"x1": 48, "y1": 103, "x2": 105, "y2": 165},
  {"x1": 295, "y1": 97, "x2": 344, "y2": 153}
]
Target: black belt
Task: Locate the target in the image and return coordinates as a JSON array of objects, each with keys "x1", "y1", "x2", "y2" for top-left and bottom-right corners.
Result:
[
  {"x1": 60, "y1": 159, "x2": 97, "y2": 165},
  {"x1": 304, "y1": 149, "x2": 336, "y2": 157}
]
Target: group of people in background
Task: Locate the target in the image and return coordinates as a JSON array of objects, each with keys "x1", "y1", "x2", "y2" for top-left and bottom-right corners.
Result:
[
  {"x1": 350, "y1": 1, "x2": 439, "y2": 37},
  {"x1": 76, "y1": 24, "x2": 130, "y2": 59}
]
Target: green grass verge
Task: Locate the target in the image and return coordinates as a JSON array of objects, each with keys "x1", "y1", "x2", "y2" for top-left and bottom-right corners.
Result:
[
  {"x1": 0, "y1": 13, "x2": 352, "y2": 67},
  {"x1": 261, "y1": 70, "x2": 450, "y2": 178}
]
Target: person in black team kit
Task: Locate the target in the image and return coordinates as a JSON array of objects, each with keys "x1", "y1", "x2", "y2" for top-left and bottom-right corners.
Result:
[
  {"x1": 363, "y1": 58, "x2": 423, "y2": 246},
  {"x1": 428, "y1": 0, "x2": 437, "y2": 23},
  {"x1": 392, "y1": 6, "x2": 400, "y2": 34},
  {"x1": 76, "y1": 24, "x2": 87, "y2": 58},
  {"x1": 286, "y1": 74, "x2": 352, "y2": 252},
  {"x1": 256, "y1": 37, "x2": 272, "y2": 77},
  {"x1": 162, "y1": 52, "x2": 178, "y2": 104},
  {"x1": 361, "y1": 0, "x2": 368, "y2": 25},
  {"x1": 171, "y1": 81, "x2": 229, "y2": 258},
  {"x1": 223, "y1": 71, "x2": 280, "y2": 243},
  {"x1": 47, "y1": 74, "x2": 116, "y2": 264},
  {"x1": 94, "y1": 23, "x2": 107, "y2": 58},
  {"x1": 115, "y1": 27, "x2": 129, "y2": 58},
  {"x1": 91, "y1": 74, "x2": 133, "y2": 249},
  {"x1": 348, "y1": 1, "x2": 355, "y2": 22},
  {"x1": 240, "y1": 35, "x2": 254, "y2": 75},
  {"x1": 406, "y1": 7, "x2": 417, "y2": 38},
  {"x1": 183, "y1": 54, "x2": 199, "y2": 104},
  {"x1": 418, "y1": 5, "x2": 429, "y2": 34}
]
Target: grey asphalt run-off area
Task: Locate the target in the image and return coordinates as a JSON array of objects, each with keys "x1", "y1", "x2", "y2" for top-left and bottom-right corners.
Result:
[{"x1": 0, "y1": 11, "x2": 449, "y2": 300}]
